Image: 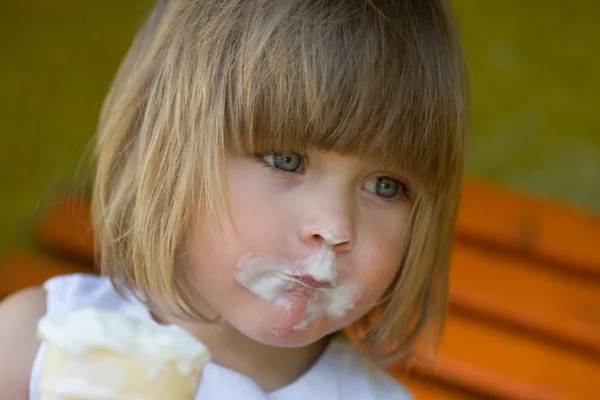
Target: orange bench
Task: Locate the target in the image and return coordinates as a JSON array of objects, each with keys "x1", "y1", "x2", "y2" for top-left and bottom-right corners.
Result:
[
  {"x1": 0, "y1": 251, "x2": 91, "y2": 299},
  {"x1": 457, "y1": 179, "x2": 600, "y2": 279},
  {"x1": 2, "y1": 179, "x2": 599, "y2": 399}
]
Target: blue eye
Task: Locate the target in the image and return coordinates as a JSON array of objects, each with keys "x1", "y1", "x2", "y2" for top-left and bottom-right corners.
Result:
[
  {"x1": 364, "y1": 177, "x2": 403, "y2": 199},
  {"x1": 263, "y1": 152, "x2": 304, "y2": 173}
]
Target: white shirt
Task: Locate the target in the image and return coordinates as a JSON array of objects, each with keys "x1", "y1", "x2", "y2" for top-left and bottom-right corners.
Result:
[{"x1": 30, "y1": 274, "x2": 413, "y2": 399}]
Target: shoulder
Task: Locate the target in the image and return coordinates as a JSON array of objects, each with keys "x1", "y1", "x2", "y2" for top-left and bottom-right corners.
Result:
[
  {"x1": 328, "y1": 338, "x2": 413, "y2": 399},
  {"x1": 44, "y1": 273, "x2": 113, "y2": 304},
  {"x1": 44, "y1": 273, "x2": 132, "y2": 313},
  {"x1": 0, "y1": 286, "x2": 47, "y2": 400}
]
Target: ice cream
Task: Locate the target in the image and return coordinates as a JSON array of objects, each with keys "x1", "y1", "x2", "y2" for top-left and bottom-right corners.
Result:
[
  {"x1": 235, "y1": 244, "x2": 359, "y2": 331},
  {"x1": 37, "y1": 307, "x2": 210, "y2": 400}
]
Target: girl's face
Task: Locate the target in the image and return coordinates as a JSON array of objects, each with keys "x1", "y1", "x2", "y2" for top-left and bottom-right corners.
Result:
[{"x1": 185, "y1": 150, "x2": 414, "y2": 347}]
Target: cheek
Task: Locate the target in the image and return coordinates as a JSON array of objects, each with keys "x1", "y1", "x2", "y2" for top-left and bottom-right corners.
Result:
[
  {"x1": 183, "y1": 189, "x2": 289, "y2": 300},
  {"x1": 184, "y1": 229, "x2": 237, "y2": 291},
  {"x1": 227, "y1": 196, "x2": 277, "y2": 254},
  {"x1": 227, "y1": 174, "x2": 285, "y2": 249},
  {"x1": 351, "y1": 231, "x2": 406, "y2": 308},
  {"x1": 366, "y1": 247, "x2": 402, "y2": 297}
]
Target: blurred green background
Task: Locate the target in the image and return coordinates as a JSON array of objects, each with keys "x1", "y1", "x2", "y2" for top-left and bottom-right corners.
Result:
[{"x1": 0, "y1": 1, "x2": 599, "y2": 258}]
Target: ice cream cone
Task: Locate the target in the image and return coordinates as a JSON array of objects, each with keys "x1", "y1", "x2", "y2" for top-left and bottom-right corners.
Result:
[{"x1": 37, "y1": 308, "x2": 210, "y2": 400}]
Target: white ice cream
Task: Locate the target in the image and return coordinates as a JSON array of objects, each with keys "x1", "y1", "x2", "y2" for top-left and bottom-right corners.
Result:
[
  {"x1": 37, "y1": 308, "x2": 210, "y2": 399},
  {"x1": 235, "y1": 244, "x2": 359, "y2": 330}
]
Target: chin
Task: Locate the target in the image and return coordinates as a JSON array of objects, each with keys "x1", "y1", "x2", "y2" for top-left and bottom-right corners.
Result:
[
  {"x1": 240, "y1": 319, "x2": 335, "y2": 348},
  {"x1": 230, "y1": 300, "x2": 345, "y2": 348}
]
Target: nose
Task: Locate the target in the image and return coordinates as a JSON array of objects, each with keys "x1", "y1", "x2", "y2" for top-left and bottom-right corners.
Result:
[
  {"x1": 299, "y1": 222, "x2": 355, "y2": 253},
  {"x1": 297, "y1": 176, "x2": 356, "y2": 252}
]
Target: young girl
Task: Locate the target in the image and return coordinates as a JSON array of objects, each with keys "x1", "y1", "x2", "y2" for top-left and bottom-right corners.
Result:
[{"x1": 0, "y1": 0, "x2": 468, "y2": 398}]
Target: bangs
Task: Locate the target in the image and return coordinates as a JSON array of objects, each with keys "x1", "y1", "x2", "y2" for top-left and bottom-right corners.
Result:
[{"x1": 208, "y1": 1, "x2": 469, "y2": 192}]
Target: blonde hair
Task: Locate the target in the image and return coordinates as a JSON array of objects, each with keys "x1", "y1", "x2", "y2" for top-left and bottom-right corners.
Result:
[{"x1": 92, "y1": 0, "x2": 469, "y2": 364}]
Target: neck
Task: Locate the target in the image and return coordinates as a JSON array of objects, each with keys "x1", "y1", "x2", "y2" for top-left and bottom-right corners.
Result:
[{"x1": 155, "y1": 313, "x2": 330, "y2": 392}]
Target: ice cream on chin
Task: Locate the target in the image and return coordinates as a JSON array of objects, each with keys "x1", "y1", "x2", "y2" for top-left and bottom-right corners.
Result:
[{"x1": 37, "y1": 308, "x2": 210, "y2": 400}]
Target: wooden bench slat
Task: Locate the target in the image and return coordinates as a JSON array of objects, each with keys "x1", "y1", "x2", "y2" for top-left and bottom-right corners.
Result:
[
  {"x1": 0, "y1": 251, "x2": 93, "y2": 298},
  {"x1": 398, "y1": 374, "x2": 482, "y2": 400},
  {"x1": 450, "y1": 243, "x2": 600, "y2": 356},
  {"x1": 35, "y1": 198, "x2": 94, "y2": 261},
  {"x1": 435, "y1": 312, "x2": 600, "y2": 399},
  {"x1": 403, "y1": 357, "x2": 560, "y2": 400},
  {"x1": 458, "y1": 180, "x2": 600, "y2": 278}
]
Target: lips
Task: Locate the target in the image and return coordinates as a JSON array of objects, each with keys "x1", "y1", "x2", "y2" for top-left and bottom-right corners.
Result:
[{"x1": 290, "y1": 275, "x2": 334, "y2": 290}]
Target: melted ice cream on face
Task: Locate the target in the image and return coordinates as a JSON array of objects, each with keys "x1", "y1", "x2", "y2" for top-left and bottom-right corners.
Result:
[{"x1": 235, "y1": 245, "x2": 360, "y2": 330}]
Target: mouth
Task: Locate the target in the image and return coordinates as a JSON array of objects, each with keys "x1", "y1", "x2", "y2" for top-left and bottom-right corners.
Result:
[{"x1": 287, "y1": 274, "x2": 335, "y2": 290}]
